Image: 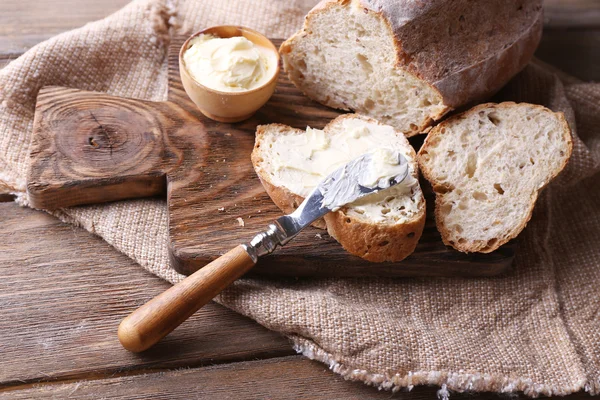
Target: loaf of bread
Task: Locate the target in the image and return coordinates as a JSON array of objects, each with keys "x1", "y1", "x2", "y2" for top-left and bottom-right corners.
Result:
[
  {"x1": 417, "y1": 102, "x2": 572, "y2": 253},
  {"x1": 252, "y1": 114, "x2": 426, "y2": 262},
  {"x1": 280, "y1": 0, "x2": 543, "y2": 136}
]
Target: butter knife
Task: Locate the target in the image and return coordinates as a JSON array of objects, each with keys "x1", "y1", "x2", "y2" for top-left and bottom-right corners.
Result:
[{"x1": 118, "y1": 150, "x2": 409, "y2": 352}]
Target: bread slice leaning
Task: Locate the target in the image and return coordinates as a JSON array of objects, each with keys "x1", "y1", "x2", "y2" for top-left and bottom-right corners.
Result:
[
  {"x1": 252, "y1": 114, "x2": 426, "y2": 262},
  {"x1": 418, "y1": 102, "x2": 572, "y2": 253}
]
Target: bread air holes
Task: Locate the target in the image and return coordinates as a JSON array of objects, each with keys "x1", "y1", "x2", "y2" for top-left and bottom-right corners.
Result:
[
  {"x1": 296, "y1": 58, "x2": 307, "y2": 71},
  {"x1": 465, "y1": 154, "x2": 477, "y2": 178},
  {"x1": 381, "y1": 208, "x2": 391, "y2": 215},
  {"x1": 364, "y1": 98, "x2": 375, "y2": 110},
  {"x1": 494, "y1": 183, "x2": 505, "y2": 195},
  {"x1": 356, "y1": 54, "x2": 373, "y2": 74},
  {"x1": 440, "y1": 203, "x2": 453, "y2": 216},
  {"x1": 481, "y1": 238, "x2": 499, "y2": 251},
  {"x1": 487, "y1": 112, "x2": 501, "y2": 126},
  {"x1": 378, "y1": 240, "x2": 389, "y2": 247},
  {"x1": 454, "y1": 224, "x2": 464, "y2": 234},
  {"x1": 433, "y1": 183, "x2": 454, "y2": 194},
  {"x1": 472, "y1": 191, "x2": 487, "y2": 201}
]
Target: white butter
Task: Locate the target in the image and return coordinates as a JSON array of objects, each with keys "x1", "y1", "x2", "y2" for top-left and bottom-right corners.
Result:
[
  {"x1": 265, "y1": 119, "x2": 420, "y2": 223},
  {"x1": 183, "y1": 34, "x2": 277, "y2": 92},
  {"x1": 319, "y1": 148, "x2": 409, "y2": 212},
  {"x1": 357, "y1": 148, "x2": 408, "y2": 189}
]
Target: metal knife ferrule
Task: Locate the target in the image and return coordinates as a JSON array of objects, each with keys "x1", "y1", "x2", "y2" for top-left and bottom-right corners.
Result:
[{"x1": 243, "y1": 220, "x2": 287, "y2": 263}]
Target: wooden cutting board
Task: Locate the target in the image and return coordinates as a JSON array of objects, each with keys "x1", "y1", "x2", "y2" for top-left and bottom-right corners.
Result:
[{"x1": 26, "y1": 37, "x2": 515, "y2": 277}]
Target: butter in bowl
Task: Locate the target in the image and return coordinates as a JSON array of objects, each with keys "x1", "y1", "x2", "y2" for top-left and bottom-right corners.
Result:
[{"x1": 179, "y1": 26, "x2": 280, "y2": 122}]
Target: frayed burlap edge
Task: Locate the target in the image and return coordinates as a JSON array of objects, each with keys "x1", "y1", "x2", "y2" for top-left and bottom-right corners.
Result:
[{"x1": 292, "y1": 337, "x2": 589, "y2": 398}]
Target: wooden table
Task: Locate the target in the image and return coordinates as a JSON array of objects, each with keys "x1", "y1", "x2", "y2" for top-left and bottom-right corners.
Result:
[{"x1": 0, "y1": 1, "x2": 598, "y2": 398}]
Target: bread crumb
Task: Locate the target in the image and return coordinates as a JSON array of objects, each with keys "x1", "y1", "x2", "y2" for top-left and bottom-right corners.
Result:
[
  {"x1": 218, "y1": 207, "x2": 225, "y2": 212},
  {"x1": 236, "y1": 217, "x2": 245, "y2": 227},
  {"x1": 315, "y1": 233, "x2": 323, "y2": 240}
]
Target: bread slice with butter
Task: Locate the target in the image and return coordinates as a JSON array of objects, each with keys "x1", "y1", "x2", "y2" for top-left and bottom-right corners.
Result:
[
  {"x1": 252, "y1": 114, "x2": 426, "y2": 262},
  {"x1": 417, "y1": 102, "x2": 572, "y2": 253}
]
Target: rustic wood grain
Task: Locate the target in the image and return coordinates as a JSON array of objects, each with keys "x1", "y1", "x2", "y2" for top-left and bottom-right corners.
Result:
[
  {"x1": 26, "y1": 37, "x2": 515, "y2": 278},
  {"x1": 0, "y1": 0, "x2": 130, "y2": 57},
  {"x1": 0, "y1": 356, "x2": 424, "y2": 399},
  {"x1": 0, "y1": 355, "x2": 595, "y2": 400},
  {"x1": 0, "y1": 202, "x2": 292, "y2": 387},
  {"x1": 27, "y1": 85, "x2": 203, "y2": 208}
]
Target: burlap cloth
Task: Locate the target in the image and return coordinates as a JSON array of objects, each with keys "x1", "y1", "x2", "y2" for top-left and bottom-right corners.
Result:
[{"x1": 1, "y1": 0, "x2": 599, "y2": 396}]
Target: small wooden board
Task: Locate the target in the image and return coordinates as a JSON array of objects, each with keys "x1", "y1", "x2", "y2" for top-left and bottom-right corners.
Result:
[{"x1": 26, "y1": 37, "x2": 515, "y2": 277}]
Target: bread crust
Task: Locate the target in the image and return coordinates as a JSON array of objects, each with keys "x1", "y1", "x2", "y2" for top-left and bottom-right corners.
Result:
[
  {"x1": 280, "y1": 0, "x2": 543, "y2": 130},
  {"x1": 252, "y1": 114, "x2": 426, "y2": 262},
  {"x1": 418, "y1": 102, "x2": 573, "y2": 253},
  {"x1": 362, "y1": 0, "x2": 543, "y2": 107},
  {"x1": 324, "y1": 201, "x2": 425, "y2": 262}
]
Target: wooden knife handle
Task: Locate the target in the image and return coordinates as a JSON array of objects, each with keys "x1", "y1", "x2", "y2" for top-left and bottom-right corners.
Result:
[{"x1": 118, "y1": 245, "x2": 256, "y2": 352}]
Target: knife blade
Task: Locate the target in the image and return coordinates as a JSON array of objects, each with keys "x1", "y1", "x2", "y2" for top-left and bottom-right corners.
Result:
[{"x1": 118, "y1": 149, "x2": 410, "y2": 352}]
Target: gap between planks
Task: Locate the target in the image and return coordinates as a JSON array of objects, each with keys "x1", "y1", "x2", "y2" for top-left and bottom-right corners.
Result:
[
  {"x1": 0, "y1": 355, "x2": 594, "y2": 400},
  {"x1": 0, "y1": 353, "x2": 300, "y2": 395}
]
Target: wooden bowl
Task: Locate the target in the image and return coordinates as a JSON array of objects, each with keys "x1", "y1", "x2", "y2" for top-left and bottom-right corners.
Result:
[{"x1": 179, "y1": 26, "x2": 280, "y2": 123}]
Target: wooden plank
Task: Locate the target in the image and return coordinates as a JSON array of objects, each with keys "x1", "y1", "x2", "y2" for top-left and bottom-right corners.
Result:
[
  {"x1": 544, "y1": 0, "x2": 600, "y2": 29},
  {"x1": 0, "y1": 355, "x2": 594, "y2": 400},
  {"x1": 0, "y1": 0, "x2": 130, "y2": 56},
  {"x1": 0, "y1": 202, "x2": 293, "y2": 387}
]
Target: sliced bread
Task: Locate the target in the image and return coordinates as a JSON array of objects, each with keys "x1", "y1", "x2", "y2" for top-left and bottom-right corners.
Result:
[
  {"x1": 280, "y1": 0, "x2": 542, "y2": 136},
  {"x1": 252, "y1": 114, "x2": 426, "y2": 262},
  {"x1": 417, "y1": 102, "x2": 572, "y2": 253}
]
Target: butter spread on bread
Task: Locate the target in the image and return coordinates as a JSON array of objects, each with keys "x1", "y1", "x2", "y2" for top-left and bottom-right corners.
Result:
[
  {"x1": 319, "y1": 148, "x2": 410, "y2": 212},
  {"x1": 418, "y1": 102, "x2": 572, "y2": 253},
  {"x1": 280, "y1": 0, "x2": 542, "y2": 136},
  {"x1": 252, "y1": 114, "x2": 425, "y2": 262}
]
